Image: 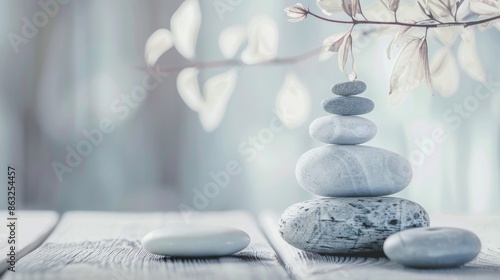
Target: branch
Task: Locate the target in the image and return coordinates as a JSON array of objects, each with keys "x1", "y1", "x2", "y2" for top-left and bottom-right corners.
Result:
[
  {"x1": 145, "y1": 47, "x2": 322, "y2": 74},
  {"x1": 306, "y1": 10, "x2": 500, "y2": 28}
]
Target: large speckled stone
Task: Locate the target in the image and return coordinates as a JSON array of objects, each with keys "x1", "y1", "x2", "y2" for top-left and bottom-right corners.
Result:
[
  {"x1": 331, "y1": 80, "x2": 367, "y2": 96},
  {"x1": 309, "y1": 116, "x2": 377, "y2": 145},
  {"x1": 322, "y1": 96, "x2": 374, "y2": 115},
  {"x1": 384, "y1": 227, "x2": 481, "y2": 268},
  {"x1": 279, "y1": 197, "x2": 430, "y2": 254},
  {"x1": 296, "y1": 145, "x2": 412, "y2": 197}
]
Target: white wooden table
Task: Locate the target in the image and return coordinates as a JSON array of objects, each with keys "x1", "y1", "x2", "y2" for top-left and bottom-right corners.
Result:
[{"x1": 1, "y1": 211, "x2": 500, "y2": 279}]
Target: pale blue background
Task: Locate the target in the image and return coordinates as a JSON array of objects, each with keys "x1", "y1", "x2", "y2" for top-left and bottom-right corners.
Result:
[{"x1": 1, "y1": 0, "x2": 499, "y2": 214}]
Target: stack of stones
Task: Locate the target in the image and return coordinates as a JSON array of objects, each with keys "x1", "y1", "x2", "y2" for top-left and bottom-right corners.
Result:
[{"x1": 279, "y1": 80, "x2": 430, "y2": 254}]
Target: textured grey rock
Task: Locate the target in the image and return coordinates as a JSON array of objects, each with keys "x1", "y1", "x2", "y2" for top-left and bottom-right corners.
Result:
[
  {"x1": 309, "y1": 116, "x2": 377, "y2": 145},
  {"x1": 384, "y1": 227, "x2": 481, "y2": 268},
  {"x1": 296, "y1": 145, "x2": 412, "y2": 197},
  {"x1": 279, "y1": 197, "x2": 430, "y2": 254},
  {"x1": 331, "y1": 80, "x2": 367, "y2": 96},
  {"x1": 322, "y1": 96, "x2": 374, "y2": 115}
]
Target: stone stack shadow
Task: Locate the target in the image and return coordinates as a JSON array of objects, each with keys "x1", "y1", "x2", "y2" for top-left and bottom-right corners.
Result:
[{"x1": 278, "y1": 80, "x2": 430, "y2": 254}]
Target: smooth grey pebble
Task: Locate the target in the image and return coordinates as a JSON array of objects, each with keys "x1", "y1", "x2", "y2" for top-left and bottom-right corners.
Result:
[
  {"x1": 384, "y1": 227, "x2": 481, "y2": 268},
  {"x1": 322, "y1": 96, "x2": 374, "y2": 115},
  {"x1": 331, "y1": 80, "x2": 367, "y2": 96},
  {"x1": 296, "y1": 145, "x2": 412, "y2": 197},
  {"x1": 309, "y1": 115, "x2": 377, "y2": 145}
]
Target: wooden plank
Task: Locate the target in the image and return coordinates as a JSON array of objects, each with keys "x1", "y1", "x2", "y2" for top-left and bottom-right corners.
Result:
[
  {"x1": 3, "y1": 211, "x2": 290, "y2": 280},
  {"x1": 260, "y1": 211, "x2": 500, "y2": 280},
  {"x1": 0, "y1": 211, "x2": 59, "y2": 275}
]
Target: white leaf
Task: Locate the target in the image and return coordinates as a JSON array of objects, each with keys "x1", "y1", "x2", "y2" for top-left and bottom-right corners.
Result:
[
  {"x1": 176, "y1": 67, "x2": 203, "y2": 111},
  {"x1": 386, "y1": 26, "x2": 412, "y2": 59},
  {"x1": 218, "y1": 25, "x2": 247, "y2": 59},
  {"x1": 318, "y1": 49, "x2": 334, "y2": 62},
  {"x1": 275, "y1": 73, "x2": 311, "y2": 129},
  {"x1": 469, "y1": 0, "x2": 500, "y2": 15},
  {"x1": 145, "y1": 29, "x2": 173, "y2": 67},
  {"x1": 341, "y1": 0, "x2": 359, "y2": 16},
  {"x1": 380, "y1": 0, "x2": 400, "y2": 12},
  {"x1": 316, "y1": 0, "x2": 343, "y2": 15},
  {"x1": 430, "y1": 48, "x2": 459, "y2": 97},
  {"x1": 389, "y1": 38, "x2": 426, "y2": 105},
  {"x1": 389, "y1": 0, "x2": 400, "y2": 12},
  {"x1": 241, "y1": 15, "x2": 279, "y2": 64},
  {"x1": 338, "y1": 34, "x2": 352, "y2": 74},
  {"x1": 171, "y1": 0, "x2": 202, "y2": 60},
  {"x1": 458, "y1": 29, "x2": 486, "y2": 82},
  {"x1": 284, "y1": 3, "x2": 308, "y2": 22},
  {"x1": 420, "y1": 39, "x2": 432, "y2": 93},
  {"x1": 432, "y1": 27, "x2": 458, "y2": 46},
  {"x1": 323, "y1": 31, "x2": 349, "y2": 53},
  {"x1": 199, "y1": 69, "x2": 238, "y2": 132},
  {"x1": 426, "y1": 0, "x2": 454, "y2": 18}
]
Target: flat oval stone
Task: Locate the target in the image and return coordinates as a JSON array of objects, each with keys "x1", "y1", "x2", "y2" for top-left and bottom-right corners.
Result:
[
  {"x1": 296, "y1": 145, "x2": 412, "y2": 197},
  {"x1": 279, "y1": 197, "x2": 429, "y2": 254},
  {"x1": 384, "y1": 227, "x2": 481, "y2": 268},
  {"x1": 322, "y1": 96, "x2": 374, "y2": 115},
  {"x1": 331, "y1": 80, "x2": 367, "y2": 96},
  {"x1": 309, "y1": 116, "x2": 376, "y2": 145},
  {"x1": 141, "y1": 225, "x2": 250, "y2": 257}
]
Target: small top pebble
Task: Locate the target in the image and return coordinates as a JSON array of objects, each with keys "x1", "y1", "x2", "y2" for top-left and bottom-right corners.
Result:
[{"x1": 331, "y1": 80, "x2": 367, "y2": 96}]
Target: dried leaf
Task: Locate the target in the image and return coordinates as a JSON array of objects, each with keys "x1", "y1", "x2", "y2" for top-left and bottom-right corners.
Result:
[
  {"x1": 171, "y1": 0, "x2": 202, "y2": 60},
  {"x1": 419, "y1": 39, "x2": 433, "y2": 93},
  {"x1": 469, "y1": 0, "x2": 500, "y2": 15},
  {"x1": 389, "y1": 0, "x2": 401, "y2": 12},
  {"x1": 432, "y1": 26, "x2": 459, "y2": 46},
  {"x1": 338, "y1": 34, "x2": 352, "y2": 73},
  {"x1": 145, "y1": 29, "x2": 173, "y2": 67},
  {"x1": 284, "y1": 3, "x2": 308, "y2": 22},
  {"x1": 241, "y1": 15, "x2": 279, "y2": 64},
  {"x1": 323, "y1": 31, "x2": 349, "y2": 53},
  {"x1": 430, "y1": 48, "x2": 459, "y2": 97},
  {"x1": 386, "y1": 26, "x2": 413, "y2": 59},
  {"x1": 199, "y1": 69, "x2": 238, "y2": 132},
  {"x1": 218, "y1": 25, "x2": 247, "y2": 59},
  {"x1": 275, "y1": 73, "x2": 311, "y2": 129},
  {"x1": 341, "y1": 0, "x2": 360, "y2": 17},
  {"x1": 316, "y1": 0, "x2": 343, "y2": 15},
  {"x1": 176, "y1": 67, "x2": 203, "y2": 111},
  {"x1": 389, "y1": 38, "x2": 426, "y2": 105},
  {"x1": 380, "y1": 0, "x2": 401, "y2": 12},
  {"x1": 457, "y1": 29, "x2": 486, "y2": 82}
]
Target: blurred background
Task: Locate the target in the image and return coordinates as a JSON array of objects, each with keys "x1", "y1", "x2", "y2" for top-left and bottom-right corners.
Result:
[{"x1": 0, "y1": 0, "x2": 499, "y2": 215}]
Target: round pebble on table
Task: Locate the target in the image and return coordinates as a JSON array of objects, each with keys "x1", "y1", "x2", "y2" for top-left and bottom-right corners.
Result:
[
  {"x1": 322, "y1": 96, "x2": 374, "y2": 115},
  {"x1": 141, "y1": 225, "x2": 250, "y2": 257},
  {"x1": 279, "y1": 197, "x2": 430, "y2": 254},
  {"x1": 383, "y1": 227, "x2": 481, "y2": 268},
  {"x1": 331, "y1": 80, "x2": 367, "y2": 96},
  {"x1": 309, "y1": 115, "x2": 377, "y2": 145}
]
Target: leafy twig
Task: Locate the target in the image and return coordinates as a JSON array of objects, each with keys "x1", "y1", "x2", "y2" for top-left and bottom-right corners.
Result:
[{"x1": 306, "y1": 9, "x2": 500, "y2": 28}]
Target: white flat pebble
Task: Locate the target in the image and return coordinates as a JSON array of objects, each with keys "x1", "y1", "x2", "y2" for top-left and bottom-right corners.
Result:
[
  {"x1": 384, "y1": 227, "x2": 481, "y2": 268},
  {"x1": 141, "y1": 225, "x2": 250, "y2": 257}
]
